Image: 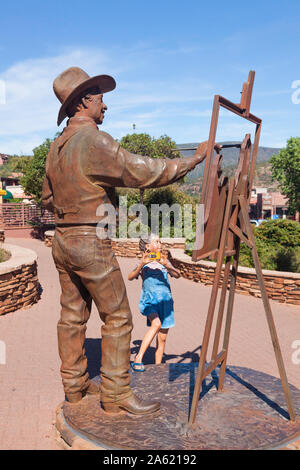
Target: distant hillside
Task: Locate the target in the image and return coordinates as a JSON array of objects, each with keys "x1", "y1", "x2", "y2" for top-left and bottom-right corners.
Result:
[
  {"x1": 178, "y1": 142, "x2": 281, "y2": 196},
  {"x1": 177, "y1": 142, "x2": 281, "y2": 183}
]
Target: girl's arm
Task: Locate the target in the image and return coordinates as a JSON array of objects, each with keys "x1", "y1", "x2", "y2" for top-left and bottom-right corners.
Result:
[
  {"x1": 128, "y1": 252, "x2": 150, "y2": 281},
  {"x1": 128, "y1": 261, "x2": 144, "y2": 281},
  {"x1": 160, "y1": 253, "x2": 181, "y2": 279}
]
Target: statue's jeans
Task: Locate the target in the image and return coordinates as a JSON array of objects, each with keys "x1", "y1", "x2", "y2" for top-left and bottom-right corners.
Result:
[{"x1": 51, "y1": 225, "x2": 133, "y2": 403}]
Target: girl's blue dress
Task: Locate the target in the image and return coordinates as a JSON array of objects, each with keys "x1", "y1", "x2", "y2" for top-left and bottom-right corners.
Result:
[{"x1": 139, "y1": 261, "x2": 175, "y2": 329}]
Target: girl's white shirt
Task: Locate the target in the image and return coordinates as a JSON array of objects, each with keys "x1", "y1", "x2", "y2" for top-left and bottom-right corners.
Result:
[{"x1": 144, "y1": 261, "x2": 165, "y2": 270}]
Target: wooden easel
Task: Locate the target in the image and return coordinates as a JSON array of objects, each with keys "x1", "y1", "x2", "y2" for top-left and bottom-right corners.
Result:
[{"x1": 189, "y1": 71, "x2": 296, "y2": 425}]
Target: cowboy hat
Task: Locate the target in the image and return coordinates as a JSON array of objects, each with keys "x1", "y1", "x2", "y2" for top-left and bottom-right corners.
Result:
[{"x1": 53, "y1": 66, "x2": 116, "y2": 126}]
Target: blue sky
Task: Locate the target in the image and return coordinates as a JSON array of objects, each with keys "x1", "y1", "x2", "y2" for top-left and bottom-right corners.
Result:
[{"x1": 0, "y1": 0, "x2": 299, "y2": 154}]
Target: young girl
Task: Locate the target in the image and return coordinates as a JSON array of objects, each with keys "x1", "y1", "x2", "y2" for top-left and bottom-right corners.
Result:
[{"x1": 128, "y1": 234, "x2": 181, "y2": 371}]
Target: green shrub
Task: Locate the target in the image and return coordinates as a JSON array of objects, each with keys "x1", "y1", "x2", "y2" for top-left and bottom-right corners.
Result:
[
  {"x1": 0, "y1": 248, "x2": 11, "y2": 263},
  {"x1": 274, "y1": 247, "x2": 300, "y2": 272},
  {"x1": 239, "y1": 239, "x2": 278, "y2": 271},
  {"x1": 255, "y1": 219, "x2": 300, "y2": 248},
  {"x1": 238, "y1": 220, "x2": 300, "y2": 272},
  {"x1": 186, "y1": 220, "x2": 300, "y2": 273}
]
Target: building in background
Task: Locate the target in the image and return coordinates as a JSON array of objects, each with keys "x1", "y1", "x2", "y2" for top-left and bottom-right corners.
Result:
[{"x1": 250, "y1": 188, "x2": 289, "y2": 220}]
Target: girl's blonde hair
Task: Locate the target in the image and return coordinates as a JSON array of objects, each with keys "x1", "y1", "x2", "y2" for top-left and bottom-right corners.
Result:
[{"x1": 139, "y1": 233, "x2": 160, "y2": 252}]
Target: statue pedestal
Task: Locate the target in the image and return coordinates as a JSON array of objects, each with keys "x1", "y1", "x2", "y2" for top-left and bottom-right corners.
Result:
[{"x1": 54, "y1": 363, "x2": 300, "y2": 450}]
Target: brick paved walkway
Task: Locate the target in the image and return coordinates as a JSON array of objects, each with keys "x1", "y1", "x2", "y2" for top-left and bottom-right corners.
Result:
[{"x1": 0, "y1": 237, "x2": 299, "y2": 449}]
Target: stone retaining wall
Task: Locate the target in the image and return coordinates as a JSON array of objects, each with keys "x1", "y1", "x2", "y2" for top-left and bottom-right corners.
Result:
[
  {"x1": 0, "y1": 244, "x2": 39, "y2": 315},
  {"x1": 169, "y1": 249, "x2": 300, "y2": 306},
  {"x1": 111, "y1": 238, "x2": 186, "y2": 257},
  {"x1": 44, "y1": 231, "x2": 185, "y2": 256}
]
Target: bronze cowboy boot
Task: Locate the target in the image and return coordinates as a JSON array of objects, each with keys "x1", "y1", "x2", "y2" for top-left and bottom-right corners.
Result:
[
  {"x1": 66, "y1": 381, "x2": 100, "y2": 404},
  {"x1": 102, "y1": 394, "x2": 160, "y2": 415}
]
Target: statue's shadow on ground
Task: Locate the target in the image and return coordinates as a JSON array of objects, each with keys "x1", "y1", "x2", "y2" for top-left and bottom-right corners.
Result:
[
  {"x1": 85, "y1": 338, "x2": 199, "y2": 378},
  {"x1": 85, "y1": 338, "x2": 102, "y2": 379},
  {"x1": 85, "y1": 338, "x2": 292, "y2": 420},
  {"x1": 225, "y1": 367, "x2": 290, "y2": 420},
  {"x1": 167, "y1": 362, "x2": 290, "y2": 420},
  {"x1": 131, "y1": 340, "x2": 201, "y2": 364}
]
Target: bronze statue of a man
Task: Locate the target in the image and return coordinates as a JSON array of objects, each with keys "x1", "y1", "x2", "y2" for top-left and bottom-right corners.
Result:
[{"x1": 42, "y1": 67, "x2": 207, "y2": 415}]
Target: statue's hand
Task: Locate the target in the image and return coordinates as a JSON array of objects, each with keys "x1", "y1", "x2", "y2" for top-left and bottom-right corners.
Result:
[
  {"x1": 193, "y1": 141, "x2": 222, "y2": 167},
  {"x1": 191, "y1": 140, "x2": 208, "y2": 168},
  {"x1": 195, "y1": 140, "x2": 208, "y2": 158},
  {"x1": 214, "y1": 143, "x2": 222, "y2": 153}
]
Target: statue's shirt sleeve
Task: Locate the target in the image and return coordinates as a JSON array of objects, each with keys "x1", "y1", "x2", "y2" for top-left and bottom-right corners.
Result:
[{"x1": 86, "y1": 130, "x2": 195, "y2": 188}]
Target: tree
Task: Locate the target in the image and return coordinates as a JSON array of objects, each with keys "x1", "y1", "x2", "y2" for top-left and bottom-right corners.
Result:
[
  {"x1": 270, "y1": 137, "x2": 300, "y2": 214},
  {"x1": 144, "y1": 185, "x2": 199, "y2": 239},
  {"x1": 119, "y1": 133, "x2": 181, "y2": 204},
  {"x1": 9, "y1": 155, "x2": 32, "y2": 173},
  {"x1": 20, "y1": 138, "x2": 53, "y2": 205},
  {"x1": 116, "y1": 184, "x2": 199, "y2": 241},
  {"x1": 0, "y1": 155, "x2": 31, "y2": 179}
]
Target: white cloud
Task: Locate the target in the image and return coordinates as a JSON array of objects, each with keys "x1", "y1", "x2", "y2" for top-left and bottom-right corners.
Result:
[
  {"x1": 0, "y1": 134, "x2": 48, "y2": 155},
  {"x1": 0, "y1": 48, "x2": 111, "y2": 139}
]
